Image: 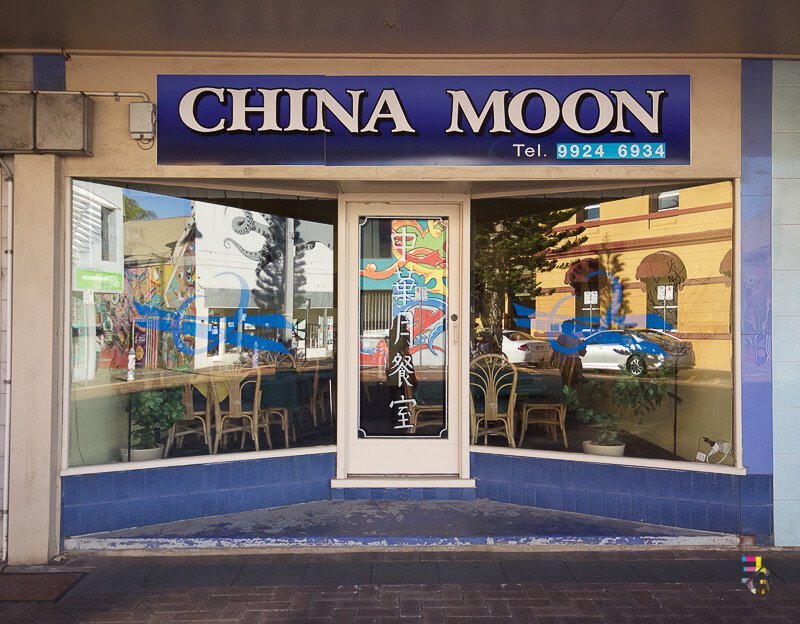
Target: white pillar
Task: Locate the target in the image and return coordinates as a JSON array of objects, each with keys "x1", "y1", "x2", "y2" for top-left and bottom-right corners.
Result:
[{"x1": 8, "y1": 154, "x2": 64, "y2": 564}]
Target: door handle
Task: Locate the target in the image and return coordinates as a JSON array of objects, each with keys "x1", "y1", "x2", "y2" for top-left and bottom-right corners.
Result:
[{"x1": 451, "y1": 314, "x2": 458, "y2": 344}]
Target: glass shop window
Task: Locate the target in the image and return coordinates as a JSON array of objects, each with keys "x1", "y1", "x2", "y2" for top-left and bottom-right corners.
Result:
[
  {"x1": 69, "y1": 180, "x2": 337, "y2": 467},
  {"x1": 470, "y1": 181, "x2": 734, "y2": 466}
]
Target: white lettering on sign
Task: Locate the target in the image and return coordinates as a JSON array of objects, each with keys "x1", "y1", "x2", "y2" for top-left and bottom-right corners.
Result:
[
  {"x1": 178, "y1": 85, "x2": 667, "y2": 138},
  {"x1": 178, "y1": 87, "x2": 417, "y2": 135},
  {"x1": 446, "y1": 88, "x2": 666, "y2": 136}
]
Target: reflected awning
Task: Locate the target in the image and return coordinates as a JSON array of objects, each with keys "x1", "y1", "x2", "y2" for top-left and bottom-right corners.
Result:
[
  {"x1": 720, "y1": 249, "x2": 733, "y2": 276},
  {"x1": 635, "y1": 251, "x2": 687, "y2": 283},
  {"x1": 564, "y1": 258, "x2": 600, "y2": 284}
]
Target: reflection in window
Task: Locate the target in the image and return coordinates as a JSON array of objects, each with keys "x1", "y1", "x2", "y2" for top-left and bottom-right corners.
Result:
[
  {"x1": 69, "y1": 181, "x2": 337, "y2": 467},
  {"x1": 471, "y1": 182, "x2": 734, "y2": 465}
]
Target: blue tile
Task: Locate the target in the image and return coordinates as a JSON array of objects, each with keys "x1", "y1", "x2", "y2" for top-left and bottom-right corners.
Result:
[
  {"x1": 230, "y1": 488, "x2": 246, "y2": 513},
  {"x1": 741, "y1": 475, "x2": 757, "y2": 506},
  {"x1": 110, "y1": 471, "x2": 130, "y2": 502},
  {"x1": 62, "y1": 477, "x2": 82, "y2": 507},
  {"x1": 587, "y1": 464, "x2": 603, "y2": 491},
  {"x1": 509, "y1": 457, "x2": 524, "y2": 484},
  {"x1": 550, "y1": 461, "x2": 562, "y2": 487},
  {"x1": 721, "y1": 474, "x2": 740, "y2": 506},
  {"x1": 448, "y1": 488, "x2": 463, "y2": 501},
  {"x1": 692, "y1": 501, "x2": 709, "y2": 531},
  {"x1": 645, "y1": 471, "x2": 661, "y2": 498},
  {"x1": 158, "y1": 468, "x2": 176, "y2": 497},
  {"x1": 422, "y1": 488, "x2": 436, "y2": 500},
  {"x1": 661, "y1": 471, "x2": 677, "y2": 499},
  {"x1": 199, "y1": 491, "x2": 216, "y2": 516},
  {"x1": 660, "y1": 498, "x2": 677, "y2": 527},
  {"x1": 548, "y1": 486, "x2": 562, "y2": 511},
  {"x1": 754, "y1": 506, "x2": 773, "y2": 535},
  {"x1": 332, "y1": 488, "x2": 345, "y2": 501},
  {"x1": 753, "y1": 475, "x2": 773, "y2": 505},
  {"x1": 475, "y1": 480, "x2": 488, "y2": 500},
  {"x1": 631, "y1": 495, "x2": 646, "y2": 522},
  {"x1": 561, "y1": 462, "x2": 577, "y2": 489},
  {"x1": 294, "y1": 483, "x2": 311, "y2": 504},
  {"x1": 96, "y1": 473, "x2": 115, "y2": 504},
  {"x1": 523, "y1": 484, "x2": 536, "y2": 506},
  {"x1": 200, "y1": 464, "x2": 216, "y2": 492},
  {"x1": 691, "y1": 472, "x2": 711, "y2": 503},
  {"x1": 724, "y1": 504, "x2": 741, "y2": 534},
  {"x1": 216, "y1": 462, "x2": 232, "y2": 491},
  {"x1": 677, "y1": 499, "x2": 693, "y2": 529},
  {"x1": 79, "y1": 504, "x2": 99, "y2": 535},
  {"x1": 296, "y1": 456, "x2": 311, "y2": 484},
  {"x1": 603, "y1": 495, "x2": 617, "y2": 518},
  {"x1": 141, "y1": 497, "x2": 160, "y2": 526},
  {"x1": 755, "y1": 534, "x2": 775, "y2": 546},
  {"x1": 96, "y1": 501, "x2": 114, "y2": 532},
  {"x1": 646, "y1": 498, "x2": 661, "y2": 525},
  {"x1": 230, "y1": 460, "x2": 246, "y2": 485},
  {"x1": 589, "y1": 491, "x2": 604, "y2": 517},
  {"x1": 510, "y1": 486, "x2": 524, "y2": 505},
  {"x1": 605, "y1": 466, "x2": 630, "y2": 494},
  {"x1": 62, "y1": 507, "x2": 80, "y2": 536},
  {"x1": 80, "y1": 476, "x2": 97, "y2": 505},
  {"x1": 216, "y1": 489, "x2": 231, "y2": 514},
  {"x1": 575, "y1": 489, "x2": 590, "y2": 514},
  {"x1": 408, "y1": 488, "x2": 424, "y2": 500},
  {"x1": 462, "y1": 488, "x2": 477, "y2": 501},
  {"x1": 707, "y1": 503, "x2": 724, "y2": 533},
  {"x1": 245, "y1": 459, "x2": 260, "y2": 484},
  {"x1": 562, "y1": 488, "x2": 576, "y2": 513},
  {"x1": 496, "y1": 481, "x2": 511, "y2": 503},
  {"x1": 675, "y1": 472, "x2": 692, "y2": 500},
  {"x1": 535, "y1": 485, "x2": 548, "y2": 507},
  {"x1": 128, "y1": 470, "x2": 145, "y2": 500},
  {"x1": 631, "y1": 469, "x2": 647, "y2": 496},
  {"x1": 707, "y1": 475, "x2": 726, "y2": 504},
  {"x1": 128, "y1": 500, "x2": 145, "y2": 528},
  {"x1": 394, "y1": 488, "x2": 412, "y2": 500},
  {"x1": 144, "y1": 469, "x2": 160, "y2": 496},
  {"x1": 616, "y1": 494, "x2": 632, "y2": 521},
  {"x1": 112, "y1": 501, "x2": 130, "y2": 530},
  {"x1": 741, "y1": 506, "x2": 757, "y2": 534}
]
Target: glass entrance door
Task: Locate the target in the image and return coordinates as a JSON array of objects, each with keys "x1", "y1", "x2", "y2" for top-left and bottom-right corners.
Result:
[{"x1": 343, "y1": 201, "x2": 463, "y2": 477}]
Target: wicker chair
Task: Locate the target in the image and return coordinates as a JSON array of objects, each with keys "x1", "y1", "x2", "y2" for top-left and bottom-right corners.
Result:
[{"x1": 470, "y1": 354, "x2": 518, "y2": 448}]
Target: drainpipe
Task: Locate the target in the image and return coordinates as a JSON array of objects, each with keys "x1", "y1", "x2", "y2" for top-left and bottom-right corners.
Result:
[{"x1": 0, "y1": 156, "x2": 13, "y2": 563}]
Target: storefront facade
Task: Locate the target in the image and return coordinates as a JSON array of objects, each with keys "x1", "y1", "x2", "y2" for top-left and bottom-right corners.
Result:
[{"x1": 0, "y1": 50, "x2": 795, "y2": 563}]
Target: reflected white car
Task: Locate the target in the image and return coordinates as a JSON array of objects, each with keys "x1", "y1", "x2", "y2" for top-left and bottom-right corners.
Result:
[
  {"x1": 502, "y1": 330, "x2": 553, "y2": 366},
  {"x1": 579, "y1": 328, "x2": 695, "y2": 376}
]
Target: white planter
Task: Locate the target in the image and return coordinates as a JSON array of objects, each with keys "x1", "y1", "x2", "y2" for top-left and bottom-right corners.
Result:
[
  {"x1": 582, "y1": 440, "x2": 625, "y2": 456},
  {"x1": 120, "y1": 445, "x2": 164, "y2": 462}
]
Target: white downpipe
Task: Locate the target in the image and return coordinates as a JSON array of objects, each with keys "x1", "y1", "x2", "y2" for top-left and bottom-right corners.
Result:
[{"x1": 0, "y1": 156, "x2": 13, "y2": 562}]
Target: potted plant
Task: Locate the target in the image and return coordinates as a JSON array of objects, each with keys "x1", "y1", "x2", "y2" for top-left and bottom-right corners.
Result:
[
  {"x1": 122, "y1": 387, "x2": 186, "y2": 461},
  {"x1": 562, "y1": 372, "x2": 668, "y2": 456}
]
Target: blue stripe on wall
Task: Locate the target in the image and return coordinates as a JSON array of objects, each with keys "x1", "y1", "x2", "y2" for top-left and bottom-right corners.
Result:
[{"x1": 740, "y1": 60, "x2": 773, "y2": 475}]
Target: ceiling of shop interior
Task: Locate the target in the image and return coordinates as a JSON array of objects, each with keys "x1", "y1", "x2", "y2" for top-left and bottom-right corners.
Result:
[{"x1": 2, "y1": 0, "x2": 799, "y2": 56}]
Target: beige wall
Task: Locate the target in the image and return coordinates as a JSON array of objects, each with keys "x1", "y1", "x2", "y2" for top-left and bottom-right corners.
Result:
[{"x1": 8, "y1": 155, "x2": 65, "y2": 564}]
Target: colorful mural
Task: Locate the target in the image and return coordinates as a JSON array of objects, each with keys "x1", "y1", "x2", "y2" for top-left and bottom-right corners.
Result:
[{"x1": 359, "y1": 218, "x2": 448, "y2": 365}]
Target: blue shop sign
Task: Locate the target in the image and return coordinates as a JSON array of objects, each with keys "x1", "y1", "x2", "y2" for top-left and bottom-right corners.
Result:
[{"x1": 157, "y1": 75, "x2": 690, "y2": 166}]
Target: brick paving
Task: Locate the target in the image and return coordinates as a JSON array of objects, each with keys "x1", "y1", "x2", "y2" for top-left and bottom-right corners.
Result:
[{"x1": 0, "y1": 549, "x2": 798, "y2": 623}]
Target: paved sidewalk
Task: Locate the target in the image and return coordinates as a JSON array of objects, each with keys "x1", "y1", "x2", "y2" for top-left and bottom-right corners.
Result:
[{"x1": 1, "y1": 549, "x2": 799, "y2": 623}]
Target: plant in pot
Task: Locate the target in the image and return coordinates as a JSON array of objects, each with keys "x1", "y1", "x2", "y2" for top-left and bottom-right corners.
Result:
[
  {"x1": 123, "y1": 387, "x2": 186, "y2": 461},
  {"x1": 562, "y1": 372, "x2": 668, "y2": 456}
]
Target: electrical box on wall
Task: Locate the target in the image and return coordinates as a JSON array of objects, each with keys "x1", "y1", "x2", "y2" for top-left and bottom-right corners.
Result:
[
  {"x1": 129, "y1": 102, "x2": 156, "y2": 140},
  {"x1": 0, "y1": 93, "x2": 35, "y2": 153},
  {"x1": 0, "y1": 92, "x2": 93, "y2": 155},
  {"x1": 36, "y1": 93, "x2": 93, "y2": 155}
]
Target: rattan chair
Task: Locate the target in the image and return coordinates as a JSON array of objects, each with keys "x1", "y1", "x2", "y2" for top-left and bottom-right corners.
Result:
[{"x1": 470, "y1": 354, "x2": 518, "y2": 448}]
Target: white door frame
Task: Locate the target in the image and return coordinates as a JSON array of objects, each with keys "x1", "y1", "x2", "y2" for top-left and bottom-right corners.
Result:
[{"x1": 335, "y1": 194, "x2": 471, "y2": 482}]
